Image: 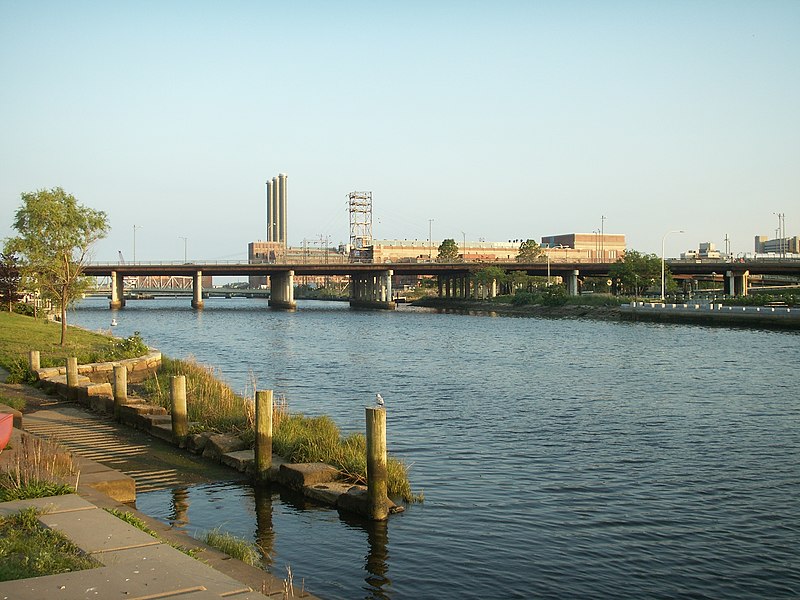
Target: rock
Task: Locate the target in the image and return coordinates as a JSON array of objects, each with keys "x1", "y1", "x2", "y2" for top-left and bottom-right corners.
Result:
[
  {"x1": 203, "y1": 433, "x2": 247, "y2": 460},
  {"x1": 279, "y1": 462, "x2": 340, "y2": 490}
]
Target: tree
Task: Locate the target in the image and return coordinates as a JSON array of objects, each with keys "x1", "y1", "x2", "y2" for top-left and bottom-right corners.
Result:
[
  {"x1": 607, "y1": 250, "x2": 662, "y2": 296},
  {"x1": 437, "y1": 238, "x2": 460, "y2": 262},
  {"x1": 517, "y1": 239, "x2": 544, "y2": 262},
  {"x1": 5, "y1": 187, "x2": 109, "y2": 345},
  {"x1": 0, "y1": 252, "x2": 21, "y2": 311}
]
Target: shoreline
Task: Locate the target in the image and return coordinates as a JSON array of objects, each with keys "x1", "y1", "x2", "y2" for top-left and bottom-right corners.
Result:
[{"x1": 411, "y1": 297, "x2": 800, "y2": 330}]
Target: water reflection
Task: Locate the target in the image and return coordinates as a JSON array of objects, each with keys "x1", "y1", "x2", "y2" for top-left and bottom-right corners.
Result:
[
  {"x1": 170, "y1": 486, "x2": 190, "y2": 528},
  {"x1": 340, "y1": 512, "x2": 391, "y2": 599},
  {"x1": 253, "y1": 485, "x2": 275, "y2": 568}
]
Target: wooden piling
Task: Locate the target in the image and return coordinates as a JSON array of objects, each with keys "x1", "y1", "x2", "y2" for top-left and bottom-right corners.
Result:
[
  {"x1": 254, "y1": 390, "x2": 273, "y2": 480},
  {"x1": 366, "y1": 406, "x2": 389, "y2": 521},
  {"x1": 28, "y1": 350, "x2": 40, "y2": 372},
  {"x1": 66, "y1": 357, "x2": 78, "y2": 387},
  {"x1": 170, "y1": 375, "x2": 188, "y2": 445},
  {"x1": 113, "y1": 365, "x2": 127, "y2": 419}
]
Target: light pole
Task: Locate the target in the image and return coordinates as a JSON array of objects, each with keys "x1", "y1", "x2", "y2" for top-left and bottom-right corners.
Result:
[
  {"x1": 179, "y1": 236, "x2": 187, "y2": 262},
  {"x1": 600, "y1": 215, "x2": 606, "y2": 262},
  {"x1": 546, "y1": 250, "x2": 551, "y2": 286},
  {"x1": 661, "y1": 229, "x2": 684, "y2": 301},
  {"x1": 428, "y1": 219, "x2": 434, "y2": 261},
  {"x1": 461, "y1": 231, "x2": 466, "y2": 262},
  {"x1": 133, "y1": 225, "x2": 142, "y2": 263}
]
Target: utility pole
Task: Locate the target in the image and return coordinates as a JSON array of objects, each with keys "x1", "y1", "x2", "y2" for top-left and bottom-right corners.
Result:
[
  {"x1": 428, "y1": 219, "x2": 434, "y2": 261},
  {"x1": 600, "y1": 215, "x2": 606, "y2": 262}
]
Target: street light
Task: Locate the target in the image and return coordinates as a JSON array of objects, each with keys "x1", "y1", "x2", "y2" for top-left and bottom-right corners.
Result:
[
  {"x1": 661, "y1": 229, "x2": 685, "y2": 301},
  {"x1": 461, "y1": 231, "x2": 466, "y2": 262},
  {"x1": 178, "y1": 236, "x2": 188, "y2": 263},
  {"x1": 428, "y1": 219, "x2": 434, "y2": 261}
]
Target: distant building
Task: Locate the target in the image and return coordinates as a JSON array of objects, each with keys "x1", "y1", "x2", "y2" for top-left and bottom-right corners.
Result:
[
  {"x1": 540, "y1": 233, "x2": 626, "y2": 262},
  {"x1": 755, "y1": 235, "x2": 799, "y2": 254},
  {"x1": 682, "y1": 242, "x2": 721, "y2": 259}
]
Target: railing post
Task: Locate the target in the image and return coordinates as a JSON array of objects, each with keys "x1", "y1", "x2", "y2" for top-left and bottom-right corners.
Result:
[
  {"x1": 254, "y1": 390, "x2": 273, "y2": 480},
  {"x1": 66, "y1": 357, "x2": 78, "y2": 387},
  {"x1": 171, "y1": 375, "x2": 189, "y2": 446},
  {"x1": 366, "y1": 406, "x2": 389, "y2": 521},
  {"x1": 29, "y1": 350, "x2": 40, "y2": 372},
  {"x1": 113, "y1": 365, "x2": 127, "y2": 419}
]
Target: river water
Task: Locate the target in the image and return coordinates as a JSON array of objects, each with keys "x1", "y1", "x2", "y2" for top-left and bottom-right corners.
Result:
[{"x1": 70, "y1": 297, "x2": 800, "y2": 599}]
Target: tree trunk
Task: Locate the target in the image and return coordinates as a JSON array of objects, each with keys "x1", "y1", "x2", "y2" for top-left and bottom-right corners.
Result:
[{"x1": 60, "y1": 290, "x2": 67, "y2": 346}]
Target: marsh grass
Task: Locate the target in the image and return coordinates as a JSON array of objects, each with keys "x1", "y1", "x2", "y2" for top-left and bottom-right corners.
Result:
[
  {"x1": 139, "y1": 357, "x2": 421, "y2": 503},
  {"x1": 0, "y1": 507, "x2": 100, "y2": 581},
  {"x1": 203, "y1": 528, "x2": 261, "y2": 566},
  {"x1": 0, "y1": 435, "x2": 77, "y2": 501},
  {"x1": 140, "y1": 356, "x2": 252, "y2": 437}
]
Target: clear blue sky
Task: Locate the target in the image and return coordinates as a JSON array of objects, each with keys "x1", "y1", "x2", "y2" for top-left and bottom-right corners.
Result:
[{"x1": 2, "y1": 1, "x2": 798, "y2": 262}]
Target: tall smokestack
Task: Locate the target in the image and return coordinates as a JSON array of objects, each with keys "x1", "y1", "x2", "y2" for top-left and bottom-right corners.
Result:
[
  {"x1": 272, "y1": 176, "x2": 280, "y2": 243},
  {"x1": 265, "y1": 180, "x2": 273, "y2": 241},
  {"x1": 279, "y1": 173, "x2": 288, "y2": 244}
]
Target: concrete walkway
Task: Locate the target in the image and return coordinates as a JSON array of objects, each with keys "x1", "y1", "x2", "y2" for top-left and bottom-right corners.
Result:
[
  {"x1": 0, "y1": 494, "x2": 276, "y2": 600},
  {"x1": 0, "y1": 371, "x2": 318, "y2": 600}
]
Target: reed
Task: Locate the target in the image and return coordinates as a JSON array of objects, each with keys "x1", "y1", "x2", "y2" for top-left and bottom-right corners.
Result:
[
  {"x1": 0, "y1": 436, "x2": 77, "y2": 501},
  {"x1": 203, "y1": 528, "x2": 261, "y2": 566}
]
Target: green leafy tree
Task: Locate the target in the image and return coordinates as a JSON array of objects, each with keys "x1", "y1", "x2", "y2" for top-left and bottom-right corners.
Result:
[
  {"x1": 516, "y1": 239, "x2": 544, "y2": 262},
  {"x1": 5, "y1": 187, "x2": 109, "y2": 345},
  {"x1": 473, "y1": 266, "x2": 506, "y2": 298},
  {"x1": 608, "y1": 250, "x2": 662, "y2": 296},
  {"x1": 0, "y1": 252, "x2": 21, "y2": 312},
  {"x1": 437, "y1": 238, "x2": 460, "y2": 262}
]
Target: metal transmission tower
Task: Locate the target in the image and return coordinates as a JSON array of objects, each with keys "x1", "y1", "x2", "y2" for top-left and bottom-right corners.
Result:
[{"x1": 348, "y1": 191, "x2": 373, "y2": 262}]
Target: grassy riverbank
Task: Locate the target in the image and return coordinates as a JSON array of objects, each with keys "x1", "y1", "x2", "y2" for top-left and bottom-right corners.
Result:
[
  {"x1": 413, "y1": 294, "x2": 626, "y2": 320},
  {"x1": 1, "y1": 311, "x2": 419, "y2": 502}
]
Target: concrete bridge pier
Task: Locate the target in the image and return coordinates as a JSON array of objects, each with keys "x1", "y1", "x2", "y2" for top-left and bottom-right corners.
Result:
[
  {"x1": 566, "y1": 270, "x2": 580, "y2": 296},
  {"x1": 725, "y1": 270, "x2": 749, "y2": 297},
  {"x1": 110, "y1": 271, "x2": 126, "y2": 309},
  {"x1": 269, "y1": 270, "x2": 296, "y2": 309},
  {"x1": 350, "y1": 270, "x2": 395, "y2": 310},
  {"x1": 191, "y1": 271, "x2": 204, "y2": 309}
]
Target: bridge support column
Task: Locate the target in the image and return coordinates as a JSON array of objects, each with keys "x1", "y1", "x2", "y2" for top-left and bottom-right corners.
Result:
[
  {"x1": 489, "y1": 279, "x2": 497, "y2": 298},
  {"x1": 191, "y1": 271, "x2": 204, "y2": 309},
  {"x1": 726, "y1": 270, "x2": 749, "y2": 296},
  {"x1": 437, "y1": 276, "x2": 443, "y2": 298},
  {"x1": 110, "y1": 271, "x2": 125, "y2": 309},
  {"x1": 269, "y1": 271, "x2": 296, "y2": 309},
  {"x1": 350, "y1": 271, "x2": 395, "y2": 310},
  {"x1": 567, "y1": 270, "x2": 580, "y2": 296}
]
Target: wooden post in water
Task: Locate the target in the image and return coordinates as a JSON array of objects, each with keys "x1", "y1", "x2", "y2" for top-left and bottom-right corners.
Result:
[
  {"x1": 171, "y1": 375, "x2": 188, "y2": 446},
  {"x1": 254, "y1": 390, "x2": 273, "y2": 480},
  {"x1": 66, "y1": 357, "x2": 78, "y2": 386},
  {"x1": 29, "y1": 350, "x2": 40, "y2": 371},
  {"x1": 366, "y1": 406, "x2": 389, "y2": 521},
  {"x1": 113, "y1": 365, "x2": 127, "y2": 419}
]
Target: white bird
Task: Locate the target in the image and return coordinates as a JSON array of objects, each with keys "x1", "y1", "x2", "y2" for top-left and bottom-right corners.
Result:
[{"x1": 375, "y1": 393, "x2": 385, "y2": 408}]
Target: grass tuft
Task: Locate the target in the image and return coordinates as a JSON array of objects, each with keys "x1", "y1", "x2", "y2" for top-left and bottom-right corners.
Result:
[
  {"x1": 0, "y1": 436, "x2": 77, "y2": 502},
  {"x1": 203, "y1": 528, "x2": 261, "y2": 566}
]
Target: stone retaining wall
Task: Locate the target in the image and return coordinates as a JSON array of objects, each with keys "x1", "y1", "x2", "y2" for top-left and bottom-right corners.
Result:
[{"x1": 36, "y1": 350, "x2": 162, "y2": 385}]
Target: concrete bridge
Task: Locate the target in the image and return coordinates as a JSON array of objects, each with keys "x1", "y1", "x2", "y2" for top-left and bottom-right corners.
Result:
[{"x1": 83, "y1": 259, "x2": 800, "y2": 310}]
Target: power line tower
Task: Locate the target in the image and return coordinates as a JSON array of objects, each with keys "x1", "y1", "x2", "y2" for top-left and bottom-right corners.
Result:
[{"x1": 348, "y1": 191, "x2": 373, "y2": 262}]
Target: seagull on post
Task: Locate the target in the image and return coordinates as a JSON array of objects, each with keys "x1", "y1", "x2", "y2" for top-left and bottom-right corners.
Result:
[{"x1": 375, "y1": 393, "x2": 385, "y2": 409}]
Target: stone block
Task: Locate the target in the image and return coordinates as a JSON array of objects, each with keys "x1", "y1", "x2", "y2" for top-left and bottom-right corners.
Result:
[
  {"x1": 149, "y1": 423, "x2": 174, "y2": 443},
  {"x1": 221, "y1": 449, "x2": 255, "y2": 473},
  {"x1": 186, "y1": 431, "x2": 213, "y2": 454},
  {"x1": 202, "y1": 433, "x2": 247, "y2": 460},
  {"x1": 279, "y1": 462, "x2": 340, "y2": 490},
  {"x1": 304, "y1": 481, "x2": 363, "y2": 507}
]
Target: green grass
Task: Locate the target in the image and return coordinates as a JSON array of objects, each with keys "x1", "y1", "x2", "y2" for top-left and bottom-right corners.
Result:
[
  {"x1": 202, "y1": 528, "x2": 261, "y2": 566},
  {"x1": 139, "y1": 356, "x2": 252, "y2": 438},
  {"x1": 0, "y1": 311, "x2": 149, "y2": 383},
  {"x1": 0, "y1": 392, "x2": 25, "y2": 411},
  {"x1": 0, "y1": 507, "x2": 100, "y2": 581}
]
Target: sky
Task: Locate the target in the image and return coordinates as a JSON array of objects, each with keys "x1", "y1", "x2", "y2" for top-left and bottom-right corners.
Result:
[{"x1": 1, "y1": 0, "x2": 799, "y2": 264}]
